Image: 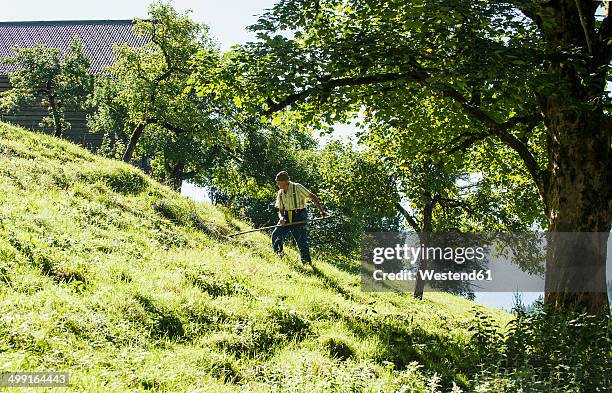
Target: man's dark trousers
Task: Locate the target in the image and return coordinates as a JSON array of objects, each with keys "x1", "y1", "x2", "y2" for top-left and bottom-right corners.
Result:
[{"x1": 271, "y1": 209, "x2": 312, "y2": 263}]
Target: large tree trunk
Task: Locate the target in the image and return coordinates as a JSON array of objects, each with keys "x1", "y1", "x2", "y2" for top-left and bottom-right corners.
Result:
[
  {"x1": 541, "y1": 99, "x2": 611, "y2": 314},
  {"x1": 538, "y1": 0, "x2": 612, "y2": 314},
  {"x1": 122, "y1": 123, "x2": 146, "y2": 163}
]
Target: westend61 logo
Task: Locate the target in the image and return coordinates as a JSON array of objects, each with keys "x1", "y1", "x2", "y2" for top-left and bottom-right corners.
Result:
[{"x1": 371, "y1": 267, "x2": 493, "y2": 282}]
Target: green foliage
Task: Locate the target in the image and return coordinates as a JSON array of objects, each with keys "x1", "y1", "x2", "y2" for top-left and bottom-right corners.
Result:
[
  {"x1": 210, "y1": 130, "x2": 403, "y2": 255},
  {"x1": 313, "y1": 140, "x2": 401, "y2": 254},
  {"x1": 194, "y1": 0, "x2": 545, "y2": 128},
  {"x1": 467, "y1": 307, "x2": 505, "y2": 365},
  {"x1": 466, "y1": 304, "x2": 611, "y2": 392},
  {"x1": 1, "y1": 38, "x2": 91, "y2": 136},
  {"x1": 196, "y1": 0, "x2": 550, "y2": 265},
  {"x1": 360, "y1": 90, "x2": 544, "y2": 233},
  {"x1": 209, "y1": 124, "x2": 320, "y2": 224},
  {"x1": 86, "y1": 75, "x2": 130, "y2": 159},
  {"x1": 319, "y1": 141, "x2": 398, "y2": 220},
  {"x1": 196, "y1": 0, "x2": 612, "y2": 311}
]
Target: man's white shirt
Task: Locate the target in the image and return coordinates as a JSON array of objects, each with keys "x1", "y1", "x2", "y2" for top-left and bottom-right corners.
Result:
[{"x1": 275, "y1": 181, "x2": 312, "y2": 210}]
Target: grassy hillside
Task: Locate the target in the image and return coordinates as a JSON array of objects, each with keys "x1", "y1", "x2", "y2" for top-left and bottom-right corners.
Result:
[{"x1": 0, "y1": 122, "x2": 512, "y2": 392}]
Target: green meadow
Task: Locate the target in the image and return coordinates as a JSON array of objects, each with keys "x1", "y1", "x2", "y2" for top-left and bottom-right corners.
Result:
[
  {"x1": 0, "y1": 124, "x2": 510, "y2": 392},
  {"x1": 1, "y1": 122, "x2": 596, "y2": 392}
]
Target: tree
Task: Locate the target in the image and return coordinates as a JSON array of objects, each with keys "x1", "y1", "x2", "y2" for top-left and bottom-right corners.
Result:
[
  {"x1": 88, "y1": 2, "x2": 231, "y2": 191},
  {"x1": 140, "y1": 121, "x2": 236, "y2": 191},
  {"x1": 320, "y1": 95, "x2": 542, "y2": 299},
  {"x1": 195, "y1": 0, "x2": 611, "y2": 314},
  {"x1": 364, "y1": 114, "x2": 544, "y2": 299},
  {"x1": 1, "y1": 39, "x2": 91, "y2": 137}
]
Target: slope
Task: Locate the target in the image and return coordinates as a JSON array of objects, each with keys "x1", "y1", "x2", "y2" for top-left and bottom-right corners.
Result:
[{"x1": 0, "y1": 122, "x2": 511, "y2": 392}]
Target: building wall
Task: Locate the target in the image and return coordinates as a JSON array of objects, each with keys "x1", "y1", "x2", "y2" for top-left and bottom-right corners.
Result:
[{"x1": 0, "y1": 76, "x2": 104, "y2": 151}]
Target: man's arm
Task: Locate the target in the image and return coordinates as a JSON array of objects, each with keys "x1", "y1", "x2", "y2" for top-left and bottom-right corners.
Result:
[
  {"x1": 275, "y1": 190, "x2": 286, "y2": 224},
  {"x1": 278, "y1": 208, "x2": 286, "y2": 224},
  {"x1": 296, "y1": 183, "x2": 326, "y2": 217}
]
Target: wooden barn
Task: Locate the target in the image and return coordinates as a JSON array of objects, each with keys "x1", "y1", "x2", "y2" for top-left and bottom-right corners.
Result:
[{"x1": 0, "y1": 20, "x2": 148, "y2": 151}]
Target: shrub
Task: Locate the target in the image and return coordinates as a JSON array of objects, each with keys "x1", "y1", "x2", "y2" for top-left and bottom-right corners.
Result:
[{"x1": 466, "y1": 304, "x2": 612, "y2": 392}]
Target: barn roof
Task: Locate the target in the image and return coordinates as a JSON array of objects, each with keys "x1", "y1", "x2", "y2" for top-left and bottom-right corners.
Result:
[{"x1": 0, "y1": 20, "x2": 149, "y2": 75}]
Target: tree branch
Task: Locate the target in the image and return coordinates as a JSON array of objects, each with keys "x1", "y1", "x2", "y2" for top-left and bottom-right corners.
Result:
[
  {"x1": 493, "y1": 0, "x2": 543, "y2": 28},
  {"x1": 181, "y1": 170, "x2": 198, "y2": 180},
  {"x1": 436, "y1": 84, "x2": 546, "y2": 195},
  {"x1": 436, "y1": 196, "x2": 477, "y2": 216},
  {"x1": 396, "y1": 202, "x2": 421, "y2": 231},
  {"x1": 575, "y1": 0, "x2": 593, "y2": 54},
  {"x1": 147, "y1": 117, "x2": 189, "y2": 134},
  {"x1": 441, "y1": 131, "x2": 489, "y2": 154},
  {"x1": 596, "y1": 12, "x2": 612, "y2": 57},
  {"x1": 264, "y1": 71, "x2": 425, "y2": 114},
  {"x1": 145, "y1": 117, "x2": 243, "y2": 164},
  {"x1": 601, "y1": 13, "x2": 612, "y2": 37},
  {"x1": 264, "y1": 67, "x2": 546, "y2": 196}
]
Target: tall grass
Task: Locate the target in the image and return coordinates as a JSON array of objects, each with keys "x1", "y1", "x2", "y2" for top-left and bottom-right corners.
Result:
[{"x1": 2, "y1": 123, "x2": 604, "y2": 392}]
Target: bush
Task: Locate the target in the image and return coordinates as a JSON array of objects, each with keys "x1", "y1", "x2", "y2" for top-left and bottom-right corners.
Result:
[{"x1": 466, "y1": 304, "x2": 612, "y2": 392}]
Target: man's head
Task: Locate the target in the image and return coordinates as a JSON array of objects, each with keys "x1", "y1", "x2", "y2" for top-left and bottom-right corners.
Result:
[{"x1": 275, "y1": 171, "x2": 290, "y2": 191}]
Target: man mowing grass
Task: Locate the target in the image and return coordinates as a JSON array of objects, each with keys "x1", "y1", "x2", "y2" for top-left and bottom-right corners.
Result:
[{"x1": 272, "y1": 171, "x2": 326, "y2": 264}]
